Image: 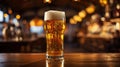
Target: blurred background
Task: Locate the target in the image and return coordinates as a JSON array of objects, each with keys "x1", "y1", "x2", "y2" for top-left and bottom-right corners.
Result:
[{"x1": 0, "y1": 0, "x2": 120, "y2": 53}]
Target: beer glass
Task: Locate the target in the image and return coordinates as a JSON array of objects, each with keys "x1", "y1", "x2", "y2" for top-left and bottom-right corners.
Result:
[{"x1": 44, "y1": 10, "x2": 65, "y2": 59}]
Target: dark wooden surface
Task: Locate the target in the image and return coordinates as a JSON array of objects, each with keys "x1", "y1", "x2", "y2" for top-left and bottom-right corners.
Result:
[
  {"x1": 0, "y1": 53, "x2": 120, "y2": 67},
  {"x1": 0, "y1": 38, "x2": 46, "y2": 53}
]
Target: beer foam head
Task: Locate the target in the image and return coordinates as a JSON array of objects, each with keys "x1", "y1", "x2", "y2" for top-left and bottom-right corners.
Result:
[{"x1": 44, "y1": 10, "x2": 65, "y2": 21}]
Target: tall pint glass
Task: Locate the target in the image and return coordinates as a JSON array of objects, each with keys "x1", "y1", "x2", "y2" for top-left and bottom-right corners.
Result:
[{"x1": 44, "y1": 10, "x2": 65, "y2": 59}]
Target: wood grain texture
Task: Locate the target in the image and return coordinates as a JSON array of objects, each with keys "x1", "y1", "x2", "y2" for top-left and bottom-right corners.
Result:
[{"x1": 0, "y1": 53, "x2": 120, "y2": 67}]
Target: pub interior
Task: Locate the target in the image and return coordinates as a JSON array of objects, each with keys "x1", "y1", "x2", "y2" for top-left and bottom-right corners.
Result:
[
  {"x1": 0, "y1": 0, "x2": 120, "y2": 67},
  {"x1": 0, "y1": 0, "x2": 120, "y2": 53}
]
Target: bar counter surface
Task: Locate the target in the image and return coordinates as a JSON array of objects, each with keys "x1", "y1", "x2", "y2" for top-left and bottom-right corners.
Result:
[{"x1": 0, "y1": 53, "x2": 120, "y2": 67}]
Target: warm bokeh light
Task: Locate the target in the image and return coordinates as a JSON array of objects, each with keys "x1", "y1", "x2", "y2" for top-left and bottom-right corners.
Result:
[
  {"x1": 116, "y1": 4, "x2": 120, "y2": 9},
  {"x1": 88, "y1": 23, "x2": 101, "y2": 33},
  {"x1": 8, "y1": 8, "x2": 13, "y2": 14},
  {"x1": 36, "y1": 20, "x2": 43, "y2": 26},
  {"x1": 78, "y1": 10, "x2": 86, "y2": 18},
  {"x1": 110, "y1": 0, "x2": 114, "y2": 4},
  {"x1": 44, "y1": 0, "x2": 51, "y2": 3},
  {"x1": 105, "y1": 12, "x2": 110, "y2": 18},
  {"x1": 4, "y1": 13, "x2": 8, "y2": 18},
  {"x1": 110, "y1": 18, "x2": 120, "y2": 22},
  {"x1": 101, "y1": 17, "x2": 105, "y2": 21},
  {"x1": 115, "y1": 11, "x2": 120, "y2": 17},
  {"x1": 116, "y1": 22, "x2": 120, "y2": 30},
  {"x1": 86, "y1": 5, "x2": 95, "y2": 14},
  {"x1": 16, "y1": 14, "x2": 21, "y2": 19},
  {"x1": 91, "y1": 14, "x2": 100, "y2": 21},
  {"x1": 102, "y1": 22, "x2": 111, "y2": 32},
  {"x1": 70, "y1": 18, "x2": 77, "y2": 24},
  {"x1": 30, "y1": 20, "x2": 35, "y2": 26},
  {"x1": 73, "y1": 0, "x2": 80, "y2": 2},
  {"x1": 30, "y1": 18, "x2": 43, "y2": 26},
  {"x1": 73, "y1": 15, "x2": 82, "y2": 22},
  {"x1": 99, "y1": 0, "x2": 107, "y2": 6}
]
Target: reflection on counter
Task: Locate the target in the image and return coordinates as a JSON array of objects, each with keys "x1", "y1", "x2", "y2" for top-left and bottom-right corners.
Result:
[{"x1": 46, "y1": 59, "x2": 64, "y2": 67}]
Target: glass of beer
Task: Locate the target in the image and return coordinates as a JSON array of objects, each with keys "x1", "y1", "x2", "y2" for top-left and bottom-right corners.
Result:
[{"x1": 44, "y1": 10, "x2": 65, "y2": 59}]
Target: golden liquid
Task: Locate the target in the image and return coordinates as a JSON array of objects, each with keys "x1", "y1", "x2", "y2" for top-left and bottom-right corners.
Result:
[{"x1": 44, "y1": 20, "x2": 65, "y2": 57}]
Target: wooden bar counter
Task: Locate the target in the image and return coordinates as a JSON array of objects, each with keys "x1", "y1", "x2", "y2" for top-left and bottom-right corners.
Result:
[{"x1": 0, "y1": 53, "x2": 120, "y2": 67}]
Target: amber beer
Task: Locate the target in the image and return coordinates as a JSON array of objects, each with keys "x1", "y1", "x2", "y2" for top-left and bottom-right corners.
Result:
[{"x1": 44, "y1": 10, "x2": 65, "y2": 59}]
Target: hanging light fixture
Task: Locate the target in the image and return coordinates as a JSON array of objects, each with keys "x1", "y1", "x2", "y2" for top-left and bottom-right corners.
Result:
[
  {"x1": 44, "y1": 0, "x2": 52, "y2": 3},
  {"x1": 73, "y1": 0, "x2": 80, "y2": 2}
]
